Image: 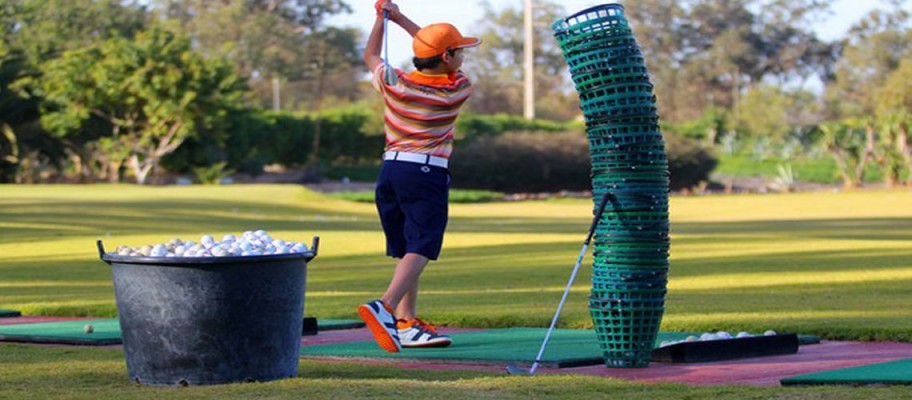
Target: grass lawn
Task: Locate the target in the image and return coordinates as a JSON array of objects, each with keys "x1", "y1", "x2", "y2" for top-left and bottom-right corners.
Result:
[
  {"x1": 1, "y1": 185, "x2": 912, "y2": 397},
  {"x1": 2, "y1": 185, "x2": 912, "y2": 340},
  {"x1": 1, "y1": 344, "x2": 910, "y2": 399},
  {"x1": 715, "y1": 154, "x2": 890, "y2": 184}
]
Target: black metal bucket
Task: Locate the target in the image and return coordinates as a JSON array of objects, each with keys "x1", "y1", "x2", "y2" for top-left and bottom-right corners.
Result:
[{"x1": 97, "y1": 237, "x2": 318, "y2": 386}]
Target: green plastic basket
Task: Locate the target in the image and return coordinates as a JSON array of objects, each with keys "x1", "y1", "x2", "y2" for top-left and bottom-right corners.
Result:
[
  {"x1": 587, "y1": 136, "x2": 665, "y2": 149},
  {"x1": 586, "y1": 123, "x2": 661, "y2": 136},
  {"x1": 553, "y1": 4, "x2": 628, "y2": 37},
  {"x1": 589, "y1": 306, "x2": 663, "y2": 368},
  {"x1": 589, "y1": 151, "x2": 667, "y2": 165},
  {"x1": 569, "y1": 54, "x2": 646, "y2": 75},
  {"x1": 575, "y1": 74, "x2": 650, "y2": 94},
  {"x1": 582, "y1": 105, "x2": 658, "y2": 123},
  {"x1": 586, "y1": 115, "x2": 661, "y2": 128},
  {"x1": 591, "y1": 267, "x2": 667, "y2": 282},
  {"x1": 560, "y1": 35, "x2": 638, "y2": 56},
  {"x1": 590, "y1": 286, "x2": 666, "y2": 300},
  {"x1": 565, "y1": 46, "x2": 645, "y2": 71}
]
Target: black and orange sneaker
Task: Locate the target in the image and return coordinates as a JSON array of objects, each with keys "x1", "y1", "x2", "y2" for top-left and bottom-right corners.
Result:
[
  {"x1": 357, "y1": 300, "x2": 401, "y2": 353},
  {"x1": 396, "y1": 318, "x2": 452, "y2": 348}
]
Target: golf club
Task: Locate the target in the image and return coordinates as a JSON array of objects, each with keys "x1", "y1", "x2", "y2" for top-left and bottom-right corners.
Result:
[
  {"x1": 382, "y1": 2, "x2": 393, "y2": 85},
  {"x1": 506, "y1": 191, "x2": 612, "y2": 376}
]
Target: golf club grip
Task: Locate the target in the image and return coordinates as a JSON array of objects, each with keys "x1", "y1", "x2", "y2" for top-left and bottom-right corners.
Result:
[{"x1": 584, "y1": 192, "x2": 611, "y2": 245}]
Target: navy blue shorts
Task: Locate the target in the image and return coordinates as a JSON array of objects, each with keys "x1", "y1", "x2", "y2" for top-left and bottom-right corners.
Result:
[{"x1": 375, "y1": 160, "x2": 450, "y2": 260}]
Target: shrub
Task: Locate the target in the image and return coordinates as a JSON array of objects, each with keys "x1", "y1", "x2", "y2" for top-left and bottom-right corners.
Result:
[
  {"x1": 330, "y1": 190, "x2": 505, "y2": 203},
  {"x1": 452, "y1": 132, "x2": 591, "y2": 193},
  {"x1": 664, "y1": 132, "x2": 718, "y2": 191}
]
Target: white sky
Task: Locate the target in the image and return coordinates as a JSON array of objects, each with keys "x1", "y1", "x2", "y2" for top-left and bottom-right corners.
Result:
[{"x1": 329, "y1": 0, "x2": 904, "y2": 67}]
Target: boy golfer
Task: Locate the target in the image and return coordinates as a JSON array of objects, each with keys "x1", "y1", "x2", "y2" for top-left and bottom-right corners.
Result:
[{"x1": 357, "y1": 0, "x2": 480, "y2": 352}]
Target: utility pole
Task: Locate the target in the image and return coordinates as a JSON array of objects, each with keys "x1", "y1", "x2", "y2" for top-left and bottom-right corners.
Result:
[
  {"x1": 272, "y1": 76, "x2": 281, "y2": 111},
  {"x1": 523, "y1": 0, "x2": 535, "y2": 120}
]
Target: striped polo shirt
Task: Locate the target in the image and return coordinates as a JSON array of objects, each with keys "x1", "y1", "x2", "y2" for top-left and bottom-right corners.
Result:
[{"x1": 372, "y1": 64, "x2": 474, "y2": 159}]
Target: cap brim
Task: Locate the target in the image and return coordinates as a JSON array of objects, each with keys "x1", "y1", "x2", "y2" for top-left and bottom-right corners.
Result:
[{"x1": 453, "y1": 37, "x2": 482, "y2": 50}]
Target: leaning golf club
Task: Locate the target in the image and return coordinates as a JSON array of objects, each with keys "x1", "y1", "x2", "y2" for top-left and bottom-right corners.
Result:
[{"x1": 506, "y1": 191, "x2": 612, "y2": 376}]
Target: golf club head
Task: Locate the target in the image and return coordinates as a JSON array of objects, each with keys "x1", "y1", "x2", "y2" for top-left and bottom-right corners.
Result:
[{"x1": 505, "y1": 365, "x2": 533, "y2": 376}]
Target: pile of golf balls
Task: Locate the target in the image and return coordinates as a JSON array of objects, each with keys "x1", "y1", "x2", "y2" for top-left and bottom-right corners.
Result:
[
  {"x1": 658, "y1": 330, "x2": 778, "y2": 348},
  {"x1": 111, "y1": 230, "x2": 309, "y2": 258}
]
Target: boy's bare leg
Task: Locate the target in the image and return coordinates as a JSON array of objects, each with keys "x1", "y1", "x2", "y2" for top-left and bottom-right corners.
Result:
[
  {"x1": 381, "y1": 253, "x2": 428, "y2": 317},
  {"x1": 395, "y1": 282, "x2": 419, "y2": 321}
]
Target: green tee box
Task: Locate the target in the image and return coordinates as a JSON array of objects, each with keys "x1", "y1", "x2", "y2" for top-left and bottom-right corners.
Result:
[
  {"x1": 0, "y1": 319, "x2": 121, "y2": 345},
  {"x1": 781, "y1": 358, "x2": 912, "y2": 386},
  {"x1": 302, "y1": 328, "x2": 603, "y2": 368},
  {"x1": 0, "y1": 318, "x2": 366, "y2": 345},
  {"x1": 0, "y1": 309, "x2": 21, "y2": 318},
  {"x1": 300, "y1": 329, "x2": 822, "y2": 368}
]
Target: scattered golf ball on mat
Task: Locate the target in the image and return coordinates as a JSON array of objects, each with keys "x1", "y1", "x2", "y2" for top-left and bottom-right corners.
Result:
[
  {"x1": 83, "y1": 325, "x2": 94, "y2": 334},
  {"x1": 109, "y1": 230, "x2": 309, "y2": 258}
]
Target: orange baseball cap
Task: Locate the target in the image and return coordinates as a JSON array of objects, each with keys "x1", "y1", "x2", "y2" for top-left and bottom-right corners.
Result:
[{"x1": 412, "y1": 23, "x2": 481, "y2": 58}]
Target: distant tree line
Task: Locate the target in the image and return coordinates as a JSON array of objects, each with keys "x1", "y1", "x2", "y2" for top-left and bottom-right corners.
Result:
[{"x1": 0, "y1": 0, "x2": 910, "y2": 190}]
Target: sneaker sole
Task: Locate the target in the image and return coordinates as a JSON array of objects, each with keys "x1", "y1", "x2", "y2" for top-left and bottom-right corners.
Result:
[
  {"x1": 401, "y1": 339, "x2": 452, "y2": 348},
  {"x1": 358, "y1": 304, "x2": 401, "y2": 353}
]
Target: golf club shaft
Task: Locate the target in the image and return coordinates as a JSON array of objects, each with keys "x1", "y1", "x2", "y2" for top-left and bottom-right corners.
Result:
[
  {"x1": 528, "y1": 242, "x2": 588, "y2": 374},
  {"x1": 527, "y1": 192, "x2": 611, "y2": 375},
  {"x1": 383, "y1": 8, "x2": 392, "y2": 84}
]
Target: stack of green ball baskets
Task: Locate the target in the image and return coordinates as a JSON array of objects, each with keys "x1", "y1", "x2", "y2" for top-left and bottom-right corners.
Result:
[{"x1": 553, "y1": 4, "x2": 669, "y2": 368}]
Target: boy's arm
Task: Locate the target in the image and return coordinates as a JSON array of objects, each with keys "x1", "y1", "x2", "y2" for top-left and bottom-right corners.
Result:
[
  {"x1": 363, "y1": 16, "x2": 385, "y2": 72},
  {"x1": 391, "y1": 12, "x2": 420, "y2": 37}
]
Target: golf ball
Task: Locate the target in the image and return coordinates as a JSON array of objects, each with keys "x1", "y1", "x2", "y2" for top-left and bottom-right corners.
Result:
[
  {"x1": 83, "y1": 325, "x2": 94, "y2": 334},
  {"x1": 736, "y1": 331, "x2": 752, "y2": 338},
  {"x1": 110, "y1": 230, "x2": 312, "y2": 259},
  {"x1": 764, "y1": 330, "x2": 777, "y2": 336},
  {"x1": 716, "y1": 331, "x2": 733, "y2": 339}
]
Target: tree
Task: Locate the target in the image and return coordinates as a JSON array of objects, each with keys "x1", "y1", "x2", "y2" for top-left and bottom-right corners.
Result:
[
  {"x1": 150, "y1": 0, "x2": 360, "y2": 110},
  {"x1": 736, "y1": 84, "x2": 820, "y2": 140},
  {"x1": 826, "y1": 2, "x2": 912, "y2": 119},
  {"x1": 876, "y1": 57, "x2": 912, "y2": 186},
  {"x1": 0, "y1": 0, "x2": 149, "y2": 182},
  {"x1": 826, "y1": 2, "x2": 912, "y2": 187},
  {"x1": 464, "y1": 1, "x2": 578, "y2": 120},
  {"x1": 0, "y1": 0, "x2": 148, "y2": 65},
  {"x1": 623, "y1": 0, "x2": 834, "y2": 123},
  {"x1": 38, "y1": 28, "x2": 245, "y2": 184},
  {"x1": 819, "y1": 121, "x2": 874, "y2": 190}
]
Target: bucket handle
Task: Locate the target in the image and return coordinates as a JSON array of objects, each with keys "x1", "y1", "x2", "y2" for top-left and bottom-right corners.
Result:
[
  {"x1": 97, "y1": 240, "x2": 112, "y2": 265},
  {"x1": 310, "y1": 236, "x2": 320, "y2": 257}
]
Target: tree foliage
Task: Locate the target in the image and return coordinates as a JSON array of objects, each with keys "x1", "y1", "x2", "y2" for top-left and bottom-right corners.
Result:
[
  {"x1": 38, "y1": 28, "x2": 245, "y2": 184},
  {"x1": 623, "y1": 0, "x2": 834, "y2": 123},
  {"x1": 151, "y1": 0, "x2": 361, "y2": 110},
  {"x1": 464, "y1": 0, "x2": 579, "y2": 120}
]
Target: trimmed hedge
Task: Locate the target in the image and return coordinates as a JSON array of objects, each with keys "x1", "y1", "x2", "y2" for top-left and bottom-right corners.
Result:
[
  {"x1": 665, "y1": 133, "x2": 718, "y2": 190},
  {"x1": 453, "y1": 131, "x2": 717, "y2": 193},
  {"x1": 452, "y1": 131, "x2": 591, "y2": 193},
  {"x1": 164, "y1": 110, "x2": 716, "y2": 191}
]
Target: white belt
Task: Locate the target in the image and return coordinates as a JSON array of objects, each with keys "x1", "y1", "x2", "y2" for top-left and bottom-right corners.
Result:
[{"x1": 383, "y1": 151, "x2": 448, "y2": 169}]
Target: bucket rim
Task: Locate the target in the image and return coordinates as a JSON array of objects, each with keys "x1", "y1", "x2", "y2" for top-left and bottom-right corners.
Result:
[{"x1": 97, "y1": 238, "x2": 318, "y2": 266}]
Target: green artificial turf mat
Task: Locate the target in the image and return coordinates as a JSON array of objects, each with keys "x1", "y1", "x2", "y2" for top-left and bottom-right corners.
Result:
[
  {"x1": 0, "y1": 309, "x2": 21, "y2": 318},
  {"x1": 318, "y1": 319, "x2": 365, "y2": 330},
  {"x1": 302, "y1": 328, "x2": 602, "y2": 367},
  {"x1": 301, "y1": 328, "x2": 820, "y2": 368},
  {"x1": 781, "y1": 358, "x2": 912, "y2": 386},
  {"x1": 0, "y1": 318, "x2": 367, "y2": 345},
  {"x1": 0, "y1": 319, "x2": 121, "y2": 345}
]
